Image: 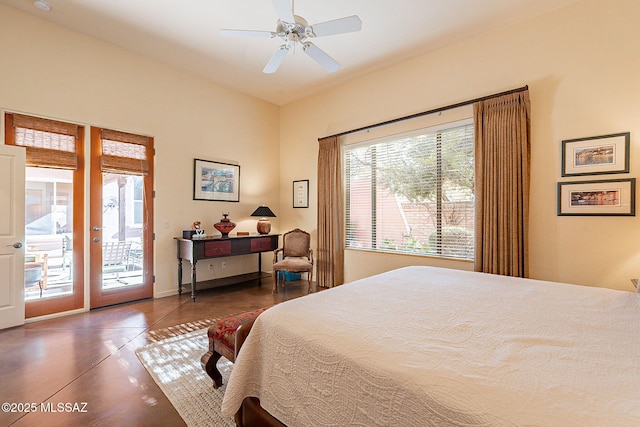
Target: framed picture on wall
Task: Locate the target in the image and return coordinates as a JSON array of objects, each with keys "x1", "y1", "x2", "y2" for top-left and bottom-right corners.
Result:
[
  {"x1": 557, "y1": 178, "x2": 635, "y2": 216},
  {"x1": 293, "y1": 179, "x2": 309, "y2": 208},
  {"x1": 193, "y1": 158, "x2": 240, "y2": 202},
  {"x1": 561, "y1": 132, "x2": 630, "y2": 176}
]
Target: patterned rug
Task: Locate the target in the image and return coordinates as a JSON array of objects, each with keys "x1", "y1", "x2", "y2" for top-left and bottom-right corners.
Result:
[
  {"x1": 136, "y1": 326, "x2": 235, "y2": 427},
  {"x1": 145, "y1": 318, "x2": 222, "y2": 342}
]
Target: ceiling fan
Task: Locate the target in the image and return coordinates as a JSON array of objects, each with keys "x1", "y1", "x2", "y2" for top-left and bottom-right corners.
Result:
[{"x1": 220, "y1": 0, "x2": 362, "y2": 74}]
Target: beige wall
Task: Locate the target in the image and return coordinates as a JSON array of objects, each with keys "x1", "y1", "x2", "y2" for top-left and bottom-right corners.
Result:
[
  {"x1": 2, "y1": 0, "x2": 639, "y2": 309},
  {"x1": 280, "y1": 0, "x2": 640, "y2": 290},
  {"x1": 0, "y1": 4, "x2": 280, "y2": 301}
]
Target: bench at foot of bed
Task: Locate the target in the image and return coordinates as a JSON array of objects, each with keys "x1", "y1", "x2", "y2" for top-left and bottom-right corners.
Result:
[{"x1": 200, "y1": 307, "x2": 268, "y2": 388}]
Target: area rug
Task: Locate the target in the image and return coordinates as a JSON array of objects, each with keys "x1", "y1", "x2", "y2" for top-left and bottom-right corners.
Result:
[
  {"x1": 136, "y1": 327, "x2": 235, "y2": 427},
  {"x1": 145, "y1": 318, "x2": 222, "y2": 342}
]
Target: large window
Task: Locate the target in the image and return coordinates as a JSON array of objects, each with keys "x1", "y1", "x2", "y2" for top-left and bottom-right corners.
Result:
[{"x1": 344, "y1": 119, "x2": 475, "y2": 260}]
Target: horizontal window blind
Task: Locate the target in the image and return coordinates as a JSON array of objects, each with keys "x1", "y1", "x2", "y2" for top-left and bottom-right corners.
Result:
[
  {"x1": 11, "y1": 114, "x2": 79, "y2": 169},
  {"x1": 345, "y1": 119, "x2": 475, "y2": 260},
  {"x1": 100, "y1": 128, "x2": 151, "y2": 175}
]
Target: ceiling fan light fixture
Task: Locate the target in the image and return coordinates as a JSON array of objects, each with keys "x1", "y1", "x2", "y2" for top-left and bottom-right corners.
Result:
[
  {"x1": 222, "y1": 0, "x2": 362, "y2": 73},
  {"x1": 33, "y1": 0, "x2": 51, "y2": 11}
]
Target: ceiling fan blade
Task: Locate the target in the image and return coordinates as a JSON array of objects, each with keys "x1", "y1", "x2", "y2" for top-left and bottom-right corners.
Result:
[
  {"x1": 220, "y1": 29, "x2": 275, "y2": 38},
  {"x1": 263, "y1": 45, "x2": 290, "y2": 74},
  {"x1": 310, "y1": 15, "x2": 362, "y2": 37},
  {"x1": 272, "y1": 0, "x2": 295, "y2": 23},
  {"x1": 303, "y1": 43, "x2": 340, "y2": 73}
]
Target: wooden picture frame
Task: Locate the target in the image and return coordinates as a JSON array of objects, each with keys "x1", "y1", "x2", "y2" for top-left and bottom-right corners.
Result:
[
  {"x1": 557, "y1": 178, "x2": 635, "y2": 216},
  {"x1": 293, "y1": 179, "x2": 309, "y2": 208},
  {"x1": 193, "y1": 158, "x2": 240, "y2": 202},
  {"x1": 561, "y1": 132, "x2": 630, "y2": 176}
]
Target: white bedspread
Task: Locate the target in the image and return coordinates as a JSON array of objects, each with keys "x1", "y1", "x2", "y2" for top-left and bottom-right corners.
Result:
[{"x1": 221, "y1": 266, "x2": 640, "y2": 426}]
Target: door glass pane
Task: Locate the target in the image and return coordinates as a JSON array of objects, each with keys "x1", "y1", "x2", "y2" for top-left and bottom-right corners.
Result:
[
  {"x1": 24, "y1": 167, "x2": 73, "y2": 301},
  {"x1": 101, "y1": 173, "x2": 144, "y2": 290}
]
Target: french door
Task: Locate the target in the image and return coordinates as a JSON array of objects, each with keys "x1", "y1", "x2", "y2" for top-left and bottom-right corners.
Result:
[
  {"x1": 89, "y1": 127, "x2": 154, "y2": 308},
  {"x1": 5, "y1": 113, "x2": 154, "y2": 315},
  {"x1": 5, "y1": 113, "x2": 85, "y2": 319}
]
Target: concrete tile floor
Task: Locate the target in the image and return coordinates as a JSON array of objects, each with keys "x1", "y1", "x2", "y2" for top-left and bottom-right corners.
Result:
[{"x1": 0, "y1": 279, "x2": 312, "y2": 427}]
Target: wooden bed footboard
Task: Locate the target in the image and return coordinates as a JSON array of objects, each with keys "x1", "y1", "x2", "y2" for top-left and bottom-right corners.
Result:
[
  {"x1": 235, "y1": 397, "x2": 286, "y2": 427},
  {"x1": 234, "y1": 317, "x2": 256, "y2": 357}
]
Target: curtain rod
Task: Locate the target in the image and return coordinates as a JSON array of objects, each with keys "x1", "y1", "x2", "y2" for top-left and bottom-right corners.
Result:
[{"x1": 319, "y1": 85, "x2": 529, "y2": 140}]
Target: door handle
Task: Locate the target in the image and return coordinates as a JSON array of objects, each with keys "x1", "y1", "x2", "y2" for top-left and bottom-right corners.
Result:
[
  {"x1": 93, "y1": 237, "x2": 101, "y2": 243},
  {"x1": 6, "y1": 242, "x2": 23, "y2": 249},
  {"x1": 92, "y1": 226, "x2": 102, "y2": 231}
]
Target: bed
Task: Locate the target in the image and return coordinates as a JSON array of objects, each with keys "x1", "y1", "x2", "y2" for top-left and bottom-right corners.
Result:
[{"x1": 221, "y1": 266, "x2": 640, "y2": 426}]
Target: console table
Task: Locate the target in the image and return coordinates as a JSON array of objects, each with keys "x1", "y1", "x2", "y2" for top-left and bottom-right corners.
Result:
[{"x1": 175, "y1": 234, "x2": 279, "y2": 301}]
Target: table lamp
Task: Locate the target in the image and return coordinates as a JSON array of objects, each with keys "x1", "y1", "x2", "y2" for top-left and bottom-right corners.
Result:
[{"x1": 251, "y1": 205, "x2": 276, "y2": 234}]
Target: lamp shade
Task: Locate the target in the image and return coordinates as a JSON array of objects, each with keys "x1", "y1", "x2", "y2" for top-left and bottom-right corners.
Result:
[
  {"x1": 251, "y1": 206, "x2": 276, "y2": 217},
  {"x1": 251, "y1": 206, "x2": 276, "y2": 234}
]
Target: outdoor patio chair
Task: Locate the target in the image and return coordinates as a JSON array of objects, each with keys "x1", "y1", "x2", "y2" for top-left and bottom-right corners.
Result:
[{"x1": 102, "y1": 241, "x2": 132, "y2": 283}]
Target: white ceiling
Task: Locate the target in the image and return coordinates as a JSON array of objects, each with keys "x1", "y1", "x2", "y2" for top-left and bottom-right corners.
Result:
[{"x1": 1, "y1": 0, "x2": 579, "y2": 105}]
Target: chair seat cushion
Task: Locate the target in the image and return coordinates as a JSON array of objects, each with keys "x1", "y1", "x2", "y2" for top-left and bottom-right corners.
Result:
[
  {"x1": 273, "y1": 258, "x2": 312, "y2": 272},
  {"x1": 207, "y1": 308, "x2": 267, "y2": 353}
]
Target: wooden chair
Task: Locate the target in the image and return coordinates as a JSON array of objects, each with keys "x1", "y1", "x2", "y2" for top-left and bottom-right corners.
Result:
[{"x1": 271, "y1": 228, "x2": 313, "y2": 293}]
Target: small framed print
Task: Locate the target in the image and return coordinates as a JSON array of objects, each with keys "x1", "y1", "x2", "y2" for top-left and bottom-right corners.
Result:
[
  {"x1": 293, "y1": 179, "x2": 309, "y2": 208},
  {"x1": 557, "y1": 178, "x2": 635, "y2": 216},
  {"x1": 193, "y1": 158, "x2": 240, "y2": 202},
  {"x1": 561, "y1": 132, "x2": 630, "y2": 176}
]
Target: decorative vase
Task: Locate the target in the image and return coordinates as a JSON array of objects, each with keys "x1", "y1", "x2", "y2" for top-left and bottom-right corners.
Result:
[
  {"x1": 213, "y1": 213, "x2": 236, "y2": 237},
  {"x1": 256, "y1": 218, "x2": 271, "y2": 234}
]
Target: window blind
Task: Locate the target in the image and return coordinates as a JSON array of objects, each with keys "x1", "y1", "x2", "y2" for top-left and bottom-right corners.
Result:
[
  {"x1": 11, "y1": 114, "x2": 79, "y2": 169},
  {"x1": 344, "y1": 120, "x2": 475, "y2": 260},
  {"x1": 100, "y1": 128, "x2": 151, "y2": 175}
]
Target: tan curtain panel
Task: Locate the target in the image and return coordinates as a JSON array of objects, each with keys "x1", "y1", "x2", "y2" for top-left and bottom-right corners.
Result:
[
  {"x1": 317, "y1": 136, "x2": 344, "y2": 288},
  {"x1": 11, "y1": 114, "x2": 79, "y2": 170},
  {"x1": 100, "y1": 129, "x2": 151, "y2": 175},
  {"x1": 474, "y1": 90, "x2": 531, "y2": 277}
]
